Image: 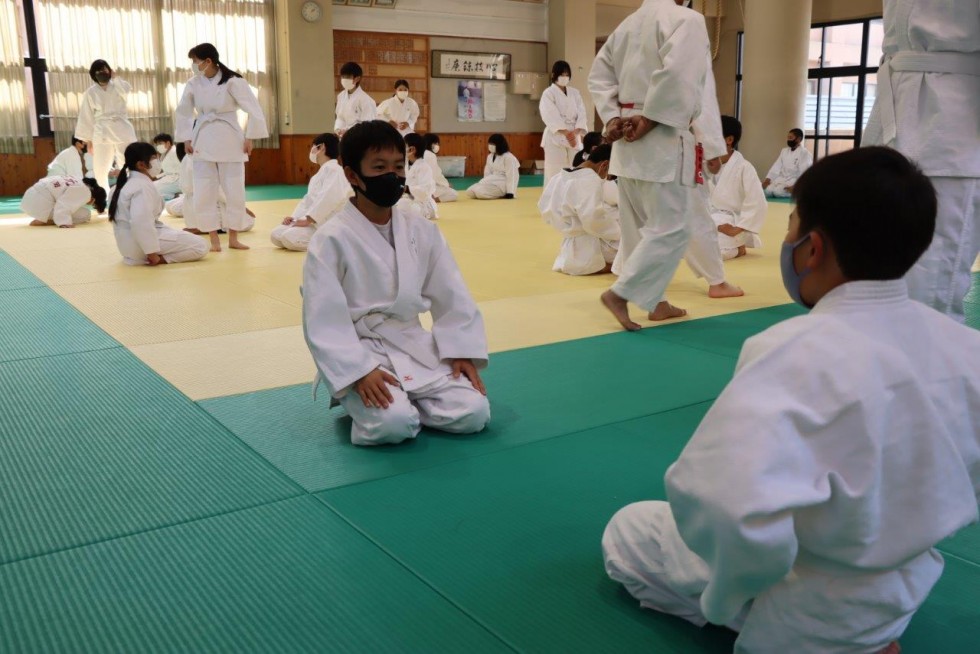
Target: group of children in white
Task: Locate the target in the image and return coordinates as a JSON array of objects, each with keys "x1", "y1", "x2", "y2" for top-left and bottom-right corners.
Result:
[{"x1": 17, "y1": 0, "x2": 980, "y2": 649}]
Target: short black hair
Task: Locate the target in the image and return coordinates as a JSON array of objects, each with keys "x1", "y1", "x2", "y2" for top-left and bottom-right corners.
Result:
[
  {"x1": 175, "y1": 142, "x2": 186, "y2": 161},
  {"x1": 404, "y1": 132, "x2": 425, "y2": 156},
  {"x1": 89, "y1": 60, "x2": 111, "y2": 82},
  {"x1": 423, "y1": 133, "x2": 441, "y2": 151},
  {"x1": 340, "y1": 62, "x2": 363, "y2": 78},
  {"x1": 82, "y1": 177, "x2": 107, "y2": 213},
  {"x1": 71, "y1": 137, "x2": 85, "y2": 147},
  {"x1": 550, "y1": 60, "x2": 571, "y2": 83},
  {"x1": 582, "y1": 131, "x2": 604, "y2": 153},
  {"x1": 488, "y1": 133, "x2": 510, "y2": 155},
  {"x1": 394, "y1": 79, "x2": 409, "y2": 90},
  {"x1": 721, "y1": 115, "x2": 742, "y2": 148},
  {"x1": 793, "y1": 146, "x2": 936, "y2": 281},
  {"x1": 340, "y1": 120, "x2": 406, "y2": 175},
  {"x1": 790, "y1": 128, "x2": 804, "y2": 140},
  {"x1": 153, "y1": 133, "x2": 174, "y2": 145},
  {"x1": 312, "y1": 132, "x2": 340, "y2": 160},
  {"x1": 585, "y1": 143, "x2": 612, "y2": 164}
]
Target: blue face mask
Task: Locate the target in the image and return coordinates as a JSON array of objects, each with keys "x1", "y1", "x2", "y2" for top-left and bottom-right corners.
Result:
[{"x1": 780, "y1": 233, "x2": 813, "y2": 307}]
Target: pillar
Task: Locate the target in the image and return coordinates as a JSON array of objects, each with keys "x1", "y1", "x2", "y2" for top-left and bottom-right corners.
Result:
[
  {"x1": 275, "y1": 0, "x2": 335, "y2": 135},
  {"x1": 548, "y1": 0, "x2": 598, "y2": 123},
  {"x1": 739, "y1": 0, "x2": 812, "y2": 174}
]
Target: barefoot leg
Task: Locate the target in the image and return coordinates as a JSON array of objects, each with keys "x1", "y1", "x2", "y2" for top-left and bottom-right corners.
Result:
[
  {"x1": 228, "y1": 229, "x2": 250, "y2": 250},
  {"x1": 648, "y1": 301, "x2": 687, "y2": 321},
  {"x1": 735, "y1": 246, "x2": 747, "y2": 258},
  {"x1": 708, "y1": 281, "x2": 745, "y2": 298},
  {"x1": 600, "y1": 289, "x2": 642, "y2": 331},
  {"x1": 209, "y1": 231, "x2": 221, "y2": 252},
  {"x1": 184, "y1": 227, "x2": 204, "y2": 235},
  {"x1": 29, "y1": 219, "x2": 48, "y2": 227}
]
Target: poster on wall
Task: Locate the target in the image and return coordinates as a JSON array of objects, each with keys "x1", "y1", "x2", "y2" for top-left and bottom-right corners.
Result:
[
  {"x1": 483, "y1": 82, "x2": 506, "y2": 122},
  {"x1": 434, "y1": 51, "x2": 511, "y2": 81},
  {"x1": 457, "y1": 81, "x2": 484, "y2": 122}
]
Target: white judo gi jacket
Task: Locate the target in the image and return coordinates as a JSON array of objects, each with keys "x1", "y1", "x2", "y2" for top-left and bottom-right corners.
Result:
[
  {"x1": 663, "y1": 280, "x2": 980, "y2": 651},
  {"x1": 423, "y1": 149, "x2": 454, "y2": 196},
  {"x1": 539, "y1": 167, "x2": 620, "y2": 275},
  {"x1": 175, "y1": 75, "x2": 269, "y2": 163},
  {"x1": 707, "y1": 151, "x2": 767, "y2": 249},
  {"x1": 479, "y1": 152, "x2": 521, "y2": 196},
  {"x1": 335, "y1": 87, "x2": 377, "y2": 134},
  {"x1": 47, "y1": 147, "x2": 92, "y2": 179},
  {"x1": 302, "y1": 202, "x2": 488, "y2": 400},
  {"x1": 20, "y1": 176, "x2": 91, "y2": 226},
  {"x1": 111, "y1": 173, "x2": 167, "y2": 264},
  {"x1": 402, "y1": 158, "x2": 438, "y2": 220},
  {"x1": 75, "y1": 79, "x2": 137, "y2": 146},
  {"x1": 291, "y1": 160, "x2": 352, "y2": 225},
  {"x1": 377, "y1": 96, "x2": 420, "y2": 136},
  {"x1": 538, "y1": 84, "x2": 588, "y2": 150},
  {"x1": 765, "y1": 146, "x2": 812, "y2": 190}
]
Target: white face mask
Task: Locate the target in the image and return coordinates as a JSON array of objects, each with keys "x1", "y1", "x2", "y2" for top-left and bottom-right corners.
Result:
[
  {"x1": 488, "y1": 144, "x2": 497, "y2": 154},
  {"x1": 396, "y1": 90, "x2": 409, "y2": 100},
  {"x1": 309, "y1": 146, "x2": 321, "y2": 164},
  {"x1": 341, "y1": 78, "x2": 356, "y2": 91},
  {"x1": 432, "y1": 144, "x2": 440, "y2": 154},
  {"x1": 195, "y1": 61, "x2": 209, "y2": 76},
  {"x1": 155, "y1": 144, "x2": 168, "y2": 155},
  {"x1": 557, "y1": 76, "x2": 570, "y2": 87},
  {"x1": 147, "y1": 158, "x2": 163, "y2": 178}
]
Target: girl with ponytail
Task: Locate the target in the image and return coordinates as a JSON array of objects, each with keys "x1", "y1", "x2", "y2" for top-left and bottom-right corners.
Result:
[
  {"x1": 109, "y1": 142, "x2": 209, "y2": 266},
  {"x1": 175, "y1": 43, "x2": 269, "y2": 252}
]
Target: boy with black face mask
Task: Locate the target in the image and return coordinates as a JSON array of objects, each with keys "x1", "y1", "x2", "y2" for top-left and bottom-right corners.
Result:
[
  {"x1": 763, "y1": 128, "x2": 812, "y2": 198},
  {"x1": 302, "y1": 120, "x2": 490, "y2": 447}
]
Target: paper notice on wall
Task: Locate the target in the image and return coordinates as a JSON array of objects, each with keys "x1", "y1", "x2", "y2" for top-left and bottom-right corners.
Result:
[
  {"x1": 483, "y1": 82, "x2": 506, "y2": 122},
  {"x1": 457, "y1": 81, "x2": 484, "y2": 122}
]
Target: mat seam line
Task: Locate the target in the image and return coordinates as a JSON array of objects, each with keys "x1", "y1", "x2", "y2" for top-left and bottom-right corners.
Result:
[
  {"x1": 0, "y1": 344, "x2": 125, "y2": 366},
  {"x1": 935, "y1": 549, "x2": 980, "y2": 570}
]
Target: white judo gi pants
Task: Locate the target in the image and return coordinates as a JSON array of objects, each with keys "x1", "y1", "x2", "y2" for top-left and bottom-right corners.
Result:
[
  {"x1": 339, "y1": 372, "x2": 491, "y2": 447},
  {"x1": 683, "y1": 200, "x2": 727, "y2": 286},
  {"x1": 466, "y1": 179, "x2": 507, "y2": 200},
  {"x1": 908, "y1": 177, "x2": 979, "y2": 322},
  {"x1": 612, "y1": 177, "x2": 692, "y2": 311},
  {"x1": 543, "y1": 141, "x2": 577, "y2": 185},
  {"x1": 764, "y1": 179, "x2": 793, "y2": 198},
  {"x1": 270, "y1": 224, "x2": 316, "y2": 252},
  {"x1": 166, "y1": 194, "x2": 254, "y2": 233},
  {"x1": 193, "y1": 160, "x2": 248, "y2": 232},
  {"x1": 434, "y1": 185, "x2": 458, "y2": 202},
  {"x1": 121, "y1": 226, "x2": 209, "y2": 266},
  {"x1": 91, "y1": 141, "x2": 129, "y2": 193},
  {"x1": 603, "y1": 501, "x2": 942, "y2": 653},
  {"x1": 154, "y1": 177, "x2": 181, "y2": 201}
]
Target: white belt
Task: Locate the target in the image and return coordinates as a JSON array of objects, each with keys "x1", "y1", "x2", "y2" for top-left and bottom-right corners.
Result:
[
  {"x1": 353, "y1": 313, "x2": 441, "y2": 370},
  {"x1": 192, "y1": 111, "x2": 239, "y2": 143},
  {"x1": 877, "y1": 51, "x2": 980, "y2": 144}
]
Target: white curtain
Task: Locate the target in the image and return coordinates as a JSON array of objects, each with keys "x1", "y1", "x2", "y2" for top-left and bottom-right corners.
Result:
[
  {"x1": 36, "y1": 0, "x2": 277, "y2": 151},
  {"x1": 0, "y1": 0, "x2": 33, "y2": 153}
]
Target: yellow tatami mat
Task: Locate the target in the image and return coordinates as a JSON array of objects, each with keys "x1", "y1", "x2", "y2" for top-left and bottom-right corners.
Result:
[{"x1": 0, "y1": 190, "x2": 793, "y2": 399}]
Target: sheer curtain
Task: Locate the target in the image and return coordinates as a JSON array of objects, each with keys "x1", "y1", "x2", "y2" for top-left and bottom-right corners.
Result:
[
  {"x1": 0, "y1": 0, "x2": 33, "y2": 153},
  {"x1": 36, "y1": 0, "x2": 277, "y2": 151}
]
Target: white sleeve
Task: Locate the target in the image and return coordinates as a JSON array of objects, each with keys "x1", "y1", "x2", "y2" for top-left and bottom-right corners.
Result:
[
  {"x1": 376, "y1": 98, "x2": 391, "y2": 120},
  {"x1": 408, "y1": 99, "x2": 419, "y2": 130},
  {"x1": 483, "y1": 155, "x2": 492, "y2": 178},
  {"x1": 228, "y1": 79, "x2": 270, "y2": 140},
  {"x1": 734, "y1": 164, "x2": 768, "y2": 234},
  {"x1": 573, "y1": 88, "x2": 589, "y2": 132},
  {"x1": 48, "y1": 152, "x2": 68, "y2": 177},
  {"x1": 305, "y1": 173, "x2": 351, "y2": 225},
  {"x1": 175, "y1": 83, "x2": 196, "y2": 142},
  {"x1": 112, "y1": 78, "x2": 132, "y2": 95},
  {"x1": 334, "y1": 93, "x2": 346, "y2": 132},
  {"x1": 802, "y1": 148, "x2": 813, "y2": 170},
  {"x1": 425, "y1": 152, "x2": 450, "y2": 188},
  {"x1": 588, "y1": 35, "x2": 622, "y2": 125},
  {"x1": 52, "y1": 185, "x2": 92, "y2": 227},
  {"x1": 75, "y1": 88, "x2": 96, "y2": 142},
  {"x1": 577, "y1": 178, "x2": 606, "y2": 238},
  {"x1": 538, "y1": 88, "x2": 567, "y2": 134},
  {"x1": 644, "y1": 15, "x2": 711, "y2": 130},
  {"x1": 129, "y1": 185, "x2": 162, "y2": 255},
  {"x1": 358, "y1": 93, "x2": 377, "y2": 125},
  {"x1": 410, "y1": 162, "x2": 436, "y2": 202},
  {"x1": 504, "y1": 154, "x2": 519, "y2": 196},
  {"x1": 766, "y1": 152, "x2": 784, "y2": 181},
  {"x1": 691, "y1": 53, "x2": 727, "y2": 161}
]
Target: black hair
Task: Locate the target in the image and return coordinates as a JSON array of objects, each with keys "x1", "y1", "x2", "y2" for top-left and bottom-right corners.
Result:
[
  {"x1": 572, "y1": 131, "x2": 604, "y2": 166},
  {"x1": 108, "y1": 142, "x2": 157, "y2": 222},
  {"x1": 340, "y1": 120, "x2": 406, "y2": 176},
  {"x1": 340, "y1": 62, "x2": 363, "y2": 79},
  {"x1": 488, "y1": 133, "x2": 510, "y2": 156},
  {"x1": 721, "y1": 115, "x2": 742, "y2": 148},
  {"x1": 550, "y1": 60, "x2": 572, "y2": 83},
  {"x1": 790, "y1": 128, "x2": 804, "y2": 141},
  {"x1": 153, "y1": 133, "x2": 174, "y2": 145},
  {"x1": 71, "y1": 136, "x2": 85, "y2": 147},
  {"x1": 585, "y1": 143, "x2": 612, "y2": 165},
  {"x1": 312, "y1": 132, "x2": 340, "y2": 160},
  {"x1": 187, "y1": 43, "x2": 242, "y2": 86},
  {"x1": 394, "y1": 79, "x2": 409, "y2": 90},
  {"x1": 403, "y1": 133, "x2": 425, "y2": 160},
  {"x1": 792, "y1": 146, "x2": 936, "y2": 281},
  {"x1": 175, "y1": 142, "x2": 186, "y2": 162},
  {"x1": 423, "y1": 133, "x2": 441, "y2": 152},
  {"x1": 89, "y1": 60, "x2": 111, "y2": 83},
  {"x1": 81, "y1": 178, "x2": 107, "y2": 213}
]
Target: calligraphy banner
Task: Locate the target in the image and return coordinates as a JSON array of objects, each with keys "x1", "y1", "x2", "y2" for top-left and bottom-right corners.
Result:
[{"x1": 432, "y1": 50, "x2": 511, "y2": 81}]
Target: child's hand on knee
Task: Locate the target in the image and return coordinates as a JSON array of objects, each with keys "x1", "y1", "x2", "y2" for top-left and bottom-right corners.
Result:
[
  {"x1": 355, "y1": 368, "x2": 400, "y2": 409},
  {"x1": 452, "y1": 359, "x2": 486, "y2": 395}
]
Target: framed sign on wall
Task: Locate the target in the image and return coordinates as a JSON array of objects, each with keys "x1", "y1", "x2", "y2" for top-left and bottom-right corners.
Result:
[{"x1": 432, "y1": 50, "x2": 511, "y2": 81}]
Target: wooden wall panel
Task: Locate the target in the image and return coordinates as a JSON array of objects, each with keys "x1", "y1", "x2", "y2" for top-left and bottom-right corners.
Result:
[
  {"x1": 0, "y1": 138, "x2": 57, "y2": 196},
  {"x1": 245, "y1": 134, "x2": 324, "y2": 187},
  {"x1": 437, "y1": 133, "x2": 544, "y2": 177}
]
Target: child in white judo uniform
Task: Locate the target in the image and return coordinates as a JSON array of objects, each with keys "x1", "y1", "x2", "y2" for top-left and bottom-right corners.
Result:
[
  {"x1": 763, "y1": 128, "x2": 812, "y2": 198},
  {"x1": 539, "y1": 60, "x2": 588, "y2": 183},
  {"x1": 46, "y1": 138, "x2": 93, "y2": 180},
  {"x1": 422, "y1": 134, "x2": 458, "y2": 203},
  {"x1": 21, "y1": 175, "x2": 106, "y2": 228},
  {"x1": 377, "y1": 80, "x2": 420, "y2": 137},
  {"x1": 74, "y1": 60, "x2": 137, "y2": 193},
  {"x1": 398, "y1": 133, "x2": 438, "y2": 221},
  {"x1": 572, "y1": 131, "x2": 605, "y2": 168},
  {"x1": 151, "y1": 133, "x2": 182, "y2": 200},
  {"x1": 164, "y1": 144, "x2": 255, "y2": 234},
  {"x1": 335, "y1": 62, "x2": 377, "y2": 138},
  {"x1": 303, "y1": 120, "x2": 490, "y2": 447},
  {"x1": 270, "y1": 133, "x2": 351, "y2": 251},
  {"x1": 466, "y1": 134, "x2": 520, "y2": 200},
  {"x1": 109, "y1": 142, "x2": 209, "y2": 266},
  {"x1": 538, "y1": 143, "x2": 620, "y2": 275},
  {"x1": 176, "y1": 43, "x2": 268, "y2": 252},
  {"x1": 706, "y1": 116, "x2": 768, "y2": 260},
  {"x1": 602, "y1": 147, "x2": 980, "y2": 654}
]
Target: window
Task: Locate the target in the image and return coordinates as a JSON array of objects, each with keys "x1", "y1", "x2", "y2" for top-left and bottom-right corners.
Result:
[{"x1": 0, "y1": 0, "x2": 33, "y2": 152}]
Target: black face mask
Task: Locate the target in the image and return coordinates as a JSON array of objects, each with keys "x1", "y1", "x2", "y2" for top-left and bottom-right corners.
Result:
[
  {"x1": 787, "y1": 139, "x2": 798, "y2": 149},
  {"x1": 95, "y1": 71, "x2": 111, "y2": 84},
  {"x1": 354, "y1": 172, "x2": 406, "y2": 208}
]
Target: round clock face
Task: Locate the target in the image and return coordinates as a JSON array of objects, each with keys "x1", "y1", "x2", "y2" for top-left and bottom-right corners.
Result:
[{"x1": 301, "y1": 1, "x2": 322, "y2": 22}]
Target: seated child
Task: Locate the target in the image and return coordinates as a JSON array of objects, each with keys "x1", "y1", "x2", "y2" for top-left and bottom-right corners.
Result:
[
  {"x1": 109, "y1": 142, "x2": 208, "y2": 265},
  {"x1": 538, "y1": 143, "x2": 620, "y2": 275},
  {"x1": 270, "y1": 133, "x2": 351, "y2": 251},
  {"x1": 302, "y1": 120, "x2": 491, "y2": 447},
  {"x1": 151, "y1": 133, "x2": 182, "y2": 200},
  {"x1": 706, "y1": 116, "x2": 768, "y2": 260},
  {"x1": 602, "y1": 147, "x2": 980, "y2": 653},
  {"x1": 397, "y1": 133, "x2": 438, "y2": 221},
  {"x1": 21, "y1": 175, "x2": 106, "y2": 227},
  {"x1": 422, "y1": 133, "x2": 458, "y2": 203},
  {"x1": 165, "y1": 143, "x2": 255, "y2": 234},
  {"x1": 466, "y1": 134, "x2": 520, "y2": 200}
]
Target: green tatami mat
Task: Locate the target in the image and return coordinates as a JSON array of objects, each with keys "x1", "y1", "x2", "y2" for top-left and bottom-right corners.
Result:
[
  {"x1": 0, "y1": 286, "x2": 118, "y2": 363},
  {"x1": 0, "y1": 196, "x2": 23, "y2": 215},
  {"x1": 938, "y1": 523, "x2": 980, "y2": 564},
  {"x1": 0, "y1": 347, "x2": 300, "y2": 564},
  {"x1": 320, "y1": 404, "x2": 980, "y2": 653},
  {"x1": 0, "y1": 250, "x2": 44, "y2": 291},
  {"x1": 201, "y1": 330, "x2": 738, "y2": 493},
  {"x1": 245, "y1": 184, "x2": 308, "y2": 202},
  {"x1": 0, "y1": 496, "x2": 511, "y2": 653},
  {"x1": 965, "y1": 271, "x2": 980, "y2": 330},
  {"x1": 448, "y1": 174, "x2": 544, "y2": 191}
]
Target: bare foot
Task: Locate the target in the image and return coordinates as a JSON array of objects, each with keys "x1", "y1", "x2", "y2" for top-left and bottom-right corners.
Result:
[
  {"x1": 875, "y1": 643, "x2": 901, "y2": 654},
  {"x1": 601, "y1": 289, "x2": 642, "y2": 331},
  {"x1": 209, "y1": 233, "x2": 221, "y2": 252},
  {"x1": 708, "y1": 282, "x2": 745, "y2": 298},
  {"x1": 228, "y1": 240, "x2": 250, "y2": 250},
  {"x1": 184, "y1": 227, "x2": 204, "y2": 235},
  {"x1": 648, "y1": 301, "x2": 687, "y2": 321},
  {"x1": 29, "y1": 220, "x2": 48, "y2": 227},
  {"x1": 735, "y1": 246, "x2": 747, "y2": 258}
]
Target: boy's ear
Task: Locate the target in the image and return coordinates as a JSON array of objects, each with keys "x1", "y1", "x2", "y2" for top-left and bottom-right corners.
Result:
[
  {"x1": 806, "y1": 230, "x2": 829, "y2": 270},
  {"x1": 725, "y1": 135, "x2": 735, "y2": 148},
  {"x1": 343, "y1": 165, "x2": 361, "y2": 187}
]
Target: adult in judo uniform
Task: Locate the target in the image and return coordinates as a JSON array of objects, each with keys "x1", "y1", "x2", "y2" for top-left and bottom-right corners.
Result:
[
  {"x1": 763, "y1": 128, "x2": 812, "y2": 198},
  {"x1": 588, "y1": 0, "x2": 729, "y2": 330},
  {"x1": 539, "y1": 60, "x2": 589, "y2": 183},
  {"x1": 603, "y1": 147, "x2": 980, "y2": 654},
  {"x1": 271, "y1": 133, "x2": 351, "y2": 251},
  {"x1": 47, "y1": 138, "x2": 93, "y2": 180},
  {"x1": 864, "y1": 0, "x2": 980, "y2": 323},
  {"x1": 303, "y1": 121, "x2": 490, "y2": 447},
  {"x1": 74, "y1": 60, "x2": 137, "y2": 193},
  {"x1": 377, "y1": 80, "x2": 420, "y2": 137}
]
